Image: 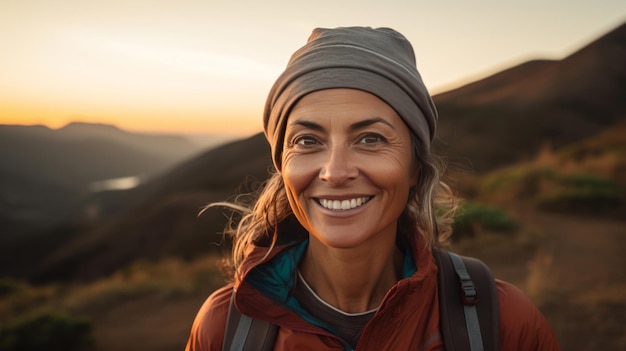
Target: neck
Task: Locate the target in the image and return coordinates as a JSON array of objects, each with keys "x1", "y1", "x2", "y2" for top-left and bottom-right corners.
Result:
[{"x1": 299, "y1": 235, "x2": 403, "y2": 314}]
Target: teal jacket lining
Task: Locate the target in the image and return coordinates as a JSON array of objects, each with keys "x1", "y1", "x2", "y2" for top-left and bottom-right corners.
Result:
[{"x1": 246, "y1": 238, "x2": 418, "y2": 334}]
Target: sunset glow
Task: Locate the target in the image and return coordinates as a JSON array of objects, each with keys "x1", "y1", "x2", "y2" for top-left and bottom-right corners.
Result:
[{"x1": 1, "y1": 1, "x2": 625, "y2": 135}]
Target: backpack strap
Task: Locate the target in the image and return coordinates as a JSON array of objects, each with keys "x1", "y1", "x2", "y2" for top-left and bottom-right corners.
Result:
[
  {"x1": 222, "y1": 289, "x2": 278, "y2": 351},
  {"x1": 433, "y1": 248, "x2": 500, "y2": 351}
]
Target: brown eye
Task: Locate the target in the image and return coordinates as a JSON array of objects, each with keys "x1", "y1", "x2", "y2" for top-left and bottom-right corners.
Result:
[
  {"x1": 294, "y1": 135, "x2": 319, "y2": 147},
  {"x1": 359, "y1": 134, "x2": 385, "y2": 145}
]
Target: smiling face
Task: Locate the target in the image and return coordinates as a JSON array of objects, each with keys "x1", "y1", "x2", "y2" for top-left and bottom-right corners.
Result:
[{"x1": 281, "y1": 88, "x2": 418, "y2": 250}]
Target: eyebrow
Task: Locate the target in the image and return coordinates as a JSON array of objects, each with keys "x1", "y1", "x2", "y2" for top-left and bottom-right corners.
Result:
[
  {"x1": 348, "y1": 117, "x2": 396, "y2": 132},
  {"x1": 290, "y1": 117, "x2": 395, "y2": 132},
  {"x1": 291, "y1": 120, "x2": 325, "y2": 132}
]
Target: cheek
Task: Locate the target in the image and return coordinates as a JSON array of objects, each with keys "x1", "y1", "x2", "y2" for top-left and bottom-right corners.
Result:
[
  {"x1": 365, "y1": 155, "x2": 414, "y2": 187},
  {"x1": 281, "y1": 157, "x2": 318, "y2": 208},
  {"x1": 282, "y1": 166, "x2": 316, "y2": 231}
]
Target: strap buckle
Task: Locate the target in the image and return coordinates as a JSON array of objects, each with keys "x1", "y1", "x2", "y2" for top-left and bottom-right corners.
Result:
[{"x1": 461, "y1": 279, "x2": 478, "y2": 305}]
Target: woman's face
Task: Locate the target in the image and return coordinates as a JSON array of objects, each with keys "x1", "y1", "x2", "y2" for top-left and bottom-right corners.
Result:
[{"x1": 281, "y1": 88, "x2": 418, "y2": 249}]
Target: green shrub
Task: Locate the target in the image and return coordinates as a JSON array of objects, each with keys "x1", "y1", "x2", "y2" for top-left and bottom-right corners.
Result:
[
  {"x1": 453, "y1": 202, "x2": 517, "y2": 239},
  {"x1": 559, "y1": 173, "x2": 621, "y2": 189},
  {"x1": 537, "y1": 174, "x2": 624, "y2": 215},
  {"x1": 480, "y1": 165, "x2": 625, "y2": 218},
  {"x1": 481, "y1": 166, "x2": 556, "y2": 198},
  {"x1": 537, "y1": 189, "x2": 622, "y2": 212},
  {"x1": 0, "y1": 310, "x2": 92, "y2": 351},
  {"x1": 0, "y1": 279, "x2": 24, "y2": 297}
]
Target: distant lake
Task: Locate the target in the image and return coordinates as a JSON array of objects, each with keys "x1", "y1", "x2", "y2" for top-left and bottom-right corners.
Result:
[{"x1": 90, "y1": 176, "x2": 141, "y2": 192}]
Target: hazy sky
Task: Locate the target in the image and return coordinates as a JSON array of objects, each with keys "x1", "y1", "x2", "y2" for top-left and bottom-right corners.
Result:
[{"x1": 1, "y1": 0, "x2": 624, "y2": 135}]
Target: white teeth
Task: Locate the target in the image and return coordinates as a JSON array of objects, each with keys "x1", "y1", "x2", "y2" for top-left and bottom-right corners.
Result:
[
  {"x1": 341, "y1": 200, "x2": 350, "y2": 210},
  {"x1": 319, "y1": 197, "x2": 370, "y2": 211}
]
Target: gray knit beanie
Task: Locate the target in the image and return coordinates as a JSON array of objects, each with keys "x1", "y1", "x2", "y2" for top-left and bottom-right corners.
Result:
[{"x1": 263, "y1": 26, "x2": 438, "y2": 170}]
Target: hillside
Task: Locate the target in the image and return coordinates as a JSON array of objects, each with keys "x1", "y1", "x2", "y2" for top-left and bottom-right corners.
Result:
[
  {"x1": 433, "y1": 21, "x2": 626, "y2": 171},
  {"x1": 0, "y1": 123, "x2": 201, "y2": 187},
  {"x1": 1, "y1": 134, "x2": 272, "y2": 282},
  {"x1": 0, "y1": 122, "x2": 208, "y2": 234}
]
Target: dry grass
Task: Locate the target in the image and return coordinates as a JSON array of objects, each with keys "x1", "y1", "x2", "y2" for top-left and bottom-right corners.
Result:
[
  {"x1": 65, "y1": 255, "x2": 225, "y2": 315},
  {"x1": 0, "y1": 279, "x2": 58, "y2": 323},
  {"x1": 524, "y1": 249, "x2": 557, "y2": 304},
  {"x1": 0, "y1": 254, "x2": 227, "y2": 349}
]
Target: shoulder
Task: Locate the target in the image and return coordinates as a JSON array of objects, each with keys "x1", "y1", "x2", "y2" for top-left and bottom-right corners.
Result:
[
  {"x1": 185, "y1": 284, "x2": 234, "y2": 351},
  {"x1": 496, "y1": 280, "x2": 560, "y2": 350}
]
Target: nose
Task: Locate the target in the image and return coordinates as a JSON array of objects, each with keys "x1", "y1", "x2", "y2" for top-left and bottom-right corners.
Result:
[{"x1": 319, "y1": 146, "x2": 358, "y2": 185}]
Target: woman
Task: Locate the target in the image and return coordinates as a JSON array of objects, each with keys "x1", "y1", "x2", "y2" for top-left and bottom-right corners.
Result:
[{"x1": 186, "y1": 27, "x2": 559, "y2": 350}]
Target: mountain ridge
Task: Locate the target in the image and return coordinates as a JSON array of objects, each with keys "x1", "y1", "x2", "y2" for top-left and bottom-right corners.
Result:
[{"x1": 432, "y1": 21, "x2": 625, "y2": 171}]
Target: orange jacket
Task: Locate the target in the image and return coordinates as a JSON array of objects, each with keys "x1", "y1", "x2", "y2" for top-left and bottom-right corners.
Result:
[{"x1": 186, "y1": 227, "x2": 559, "y2": 350}]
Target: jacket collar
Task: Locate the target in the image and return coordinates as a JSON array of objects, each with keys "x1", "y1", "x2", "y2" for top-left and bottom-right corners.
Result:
[{"x1": 233, "y1": 215, "x2": 436, "y2": 335}]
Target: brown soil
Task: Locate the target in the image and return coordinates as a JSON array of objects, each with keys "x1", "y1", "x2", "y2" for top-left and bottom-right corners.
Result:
[
  {"x1": 523, "y1": 212, "x2": 626, "y2": 350},
  {"x1": 92, "y1": 294, "x2": 209, "y2": 351},
  {"x1": 458, "y1": 209, "x2": 626, "y2": 350}
]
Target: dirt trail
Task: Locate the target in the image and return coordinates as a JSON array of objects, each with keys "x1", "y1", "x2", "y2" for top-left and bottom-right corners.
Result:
[
  {"x1": 520, "y1": 211, "x2": 626, "y2": 350},
  {"x1": 525, "y1": 212, "x2": 626, "y2": 298},
  {"x1": 93, "y1": 294, "x2": 208, "y2": 351}
]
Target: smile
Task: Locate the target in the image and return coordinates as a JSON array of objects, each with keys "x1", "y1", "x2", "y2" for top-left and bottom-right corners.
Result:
[{"x1": 318, "y1": 197, "x2": 371, "y2": 211}]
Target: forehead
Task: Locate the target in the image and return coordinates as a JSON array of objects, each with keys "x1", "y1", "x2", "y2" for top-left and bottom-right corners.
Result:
[{"x1": 287, "y1": 88, "x2": 404, "y2": 127}]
